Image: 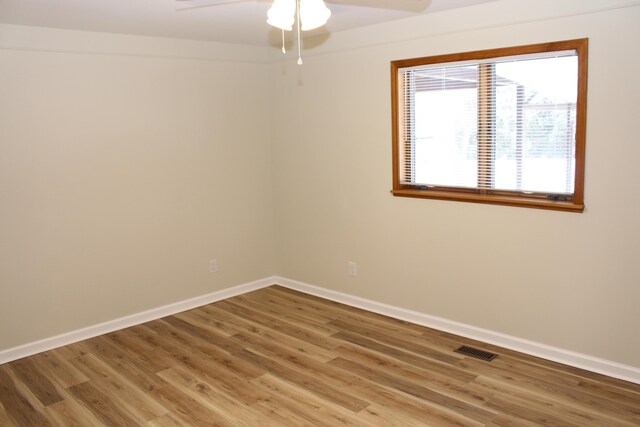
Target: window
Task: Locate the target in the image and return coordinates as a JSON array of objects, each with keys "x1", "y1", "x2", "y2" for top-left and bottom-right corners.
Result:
[{"x1": 391, "y1": 39, "x2": 588, "y2": 212}]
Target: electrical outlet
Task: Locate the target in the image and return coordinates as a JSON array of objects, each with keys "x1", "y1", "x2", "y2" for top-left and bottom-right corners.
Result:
[
  {"x1": 348, "y1": 261, "x2": 357, "y2": 277},
  {"x1": 209, "y1": 258, "x2": 218, "y2": 273}
]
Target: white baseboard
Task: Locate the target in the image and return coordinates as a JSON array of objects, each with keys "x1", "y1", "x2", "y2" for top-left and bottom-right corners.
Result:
[
  {"x1": 3, "y1": 274, "x2": 638, "y2": 385},
  {"x1": 0, "y1": 277, "x2": 275, "y2": 365},
  {"x1": 274, "y1": 276, "x2": 640, "y2": 385}
]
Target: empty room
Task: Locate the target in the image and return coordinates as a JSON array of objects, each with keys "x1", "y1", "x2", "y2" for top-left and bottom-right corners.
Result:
[{"x1": 1, "y1": 0, "x2": 639, "y2": 425}]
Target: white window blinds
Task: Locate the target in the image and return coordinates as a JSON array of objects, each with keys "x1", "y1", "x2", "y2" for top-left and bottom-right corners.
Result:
[{"x1": 399, "y1": 51, "x2": 579, "y2": 196}]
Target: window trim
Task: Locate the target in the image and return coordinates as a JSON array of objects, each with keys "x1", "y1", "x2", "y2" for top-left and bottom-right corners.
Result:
[{"x1": 390, "y1": 39, "x2": 588, "y2": 212}]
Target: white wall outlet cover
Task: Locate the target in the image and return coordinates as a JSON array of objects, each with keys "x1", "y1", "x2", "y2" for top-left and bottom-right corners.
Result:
[{"x1": 348, "y1": 261, "x2": 357, "y2": 277}]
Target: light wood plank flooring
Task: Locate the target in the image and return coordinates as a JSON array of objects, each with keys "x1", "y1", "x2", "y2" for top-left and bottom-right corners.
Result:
[{"x1": 1, "y1": 285, "x2": 639, "y2": 426}]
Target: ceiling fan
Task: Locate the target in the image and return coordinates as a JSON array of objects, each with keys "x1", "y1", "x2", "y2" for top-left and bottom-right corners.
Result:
[
  {"x1": 176, "y1": 0, "x2": 429, "y2": 64},
  {"x1": 176, "y1": 0, "x2": 430, "y2": 13}
]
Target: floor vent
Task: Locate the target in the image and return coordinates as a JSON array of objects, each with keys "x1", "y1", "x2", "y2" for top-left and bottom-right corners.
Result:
[{"x1": 455, "y1": 345, "x2": 497, "y2": 361}]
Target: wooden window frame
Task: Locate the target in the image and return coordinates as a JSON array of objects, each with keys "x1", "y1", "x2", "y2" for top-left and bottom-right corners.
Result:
[{"x1": 390, "y1": 39, "x2": 588, "y2": 212}]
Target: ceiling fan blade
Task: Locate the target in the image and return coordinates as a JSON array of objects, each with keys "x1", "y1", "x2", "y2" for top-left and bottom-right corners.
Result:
[
  {"x1": 327, "y1": 0, "x2": 430, "y2": 12},
  {"x1": 176, "y1": 0, "x2": 255, "y2": 12},
  {"x1": 175, "y1": 0, "x2": 429, "y2": 13}
]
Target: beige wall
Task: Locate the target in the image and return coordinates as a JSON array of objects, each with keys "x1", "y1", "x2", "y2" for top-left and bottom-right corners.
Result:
[
  {"x1": 0, "y1": 27, "x2": 274, "y2": 350},
  {"x1": 2, "y1": 0, "x2": 640, "y2": 371},
  {"x1": 272, "y1": 0, "x2": 640, "y2": 368}
]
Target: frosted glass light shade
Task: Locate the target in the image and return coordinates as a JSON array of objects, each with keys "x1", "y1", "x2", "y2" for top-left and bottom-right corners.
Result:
[
  {"x1": 267, "y1": 0, "x2": 296, "y2": 31},
  {"x1": 300, "y1": 0, "x2": 331, "y2": 31}
]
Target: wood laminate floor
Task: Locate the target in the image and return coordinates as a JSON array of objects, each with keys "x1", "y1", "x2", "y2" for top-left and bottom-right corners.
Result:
[{"x1": 1, "y1": 285, "x2": 639, "y2": 426}]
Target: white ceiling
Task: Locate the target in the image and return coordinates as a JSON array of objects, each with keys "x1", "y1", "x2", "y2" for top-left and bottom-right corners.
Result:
[{"x1": 0, "y1": 0, "x2": 497, "y2": 47}]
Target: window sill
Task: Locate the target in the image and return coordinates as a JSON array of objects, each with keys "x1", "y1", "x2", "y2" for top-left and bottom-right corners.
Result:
[{"x1": 391, "y1": 189, "x2": 584, "y2": 213}]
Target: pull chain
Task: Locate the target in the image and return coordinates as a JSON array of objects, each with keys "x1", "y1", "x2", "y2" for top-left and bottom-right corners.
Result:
[
  {"x1": 281, "y1": 28, "x2": 286, "y2": 54},
  {"x1": 296, "y1": 0, "x2": 302, "y2": 65}
]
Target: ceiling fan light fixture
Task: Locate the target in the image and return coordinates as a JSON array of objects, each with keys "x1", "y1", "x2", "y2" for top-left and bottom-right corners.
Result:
[
  {"x1": 299, "y1": 0, "x2": 331, "y2": 31},
  {"x1": 267, "y1": 0, "x2": 296, "y2": 31},
  {"x1": 267, "y1": 0, "x2": 332, "y2": 64}
]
